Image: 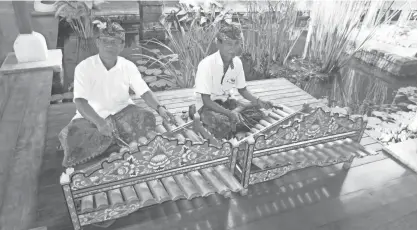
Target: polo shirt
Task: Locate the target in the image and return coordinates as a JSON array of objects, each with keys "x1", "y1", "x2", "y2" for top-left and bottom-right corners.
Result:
[
  {"x1": 194, "y1": 50, "x2": 246, "y2": 110},
  {"x1": 72, "y1": 54, "x2": 150, "y2": 120}
]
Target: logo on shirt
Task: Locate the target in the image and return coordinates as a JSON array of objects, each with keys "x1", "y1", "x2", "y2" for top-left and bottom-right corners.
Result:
[{"x1": 225, "y1": 78, "x2": 236, "y2": 84}]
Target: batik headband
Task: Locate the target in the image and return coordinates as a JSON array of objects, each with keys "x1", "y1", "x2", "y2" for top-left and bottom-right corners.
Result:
[
  {"x1": 217, "y1": 23, "x2": 242, "y2": 42},
  {"x1": 93, "y1": 18, "x2": 125, "y2": 42}
]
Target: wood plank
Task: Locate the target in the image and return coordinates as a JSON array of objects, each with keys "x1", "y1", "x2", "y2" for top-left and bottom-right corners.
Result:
[
  {"x1": 133, "y1": 88, "x2": 313, "y2": 109},
  {"x1": 228, "y1": 162, "x2": 416, "y2": 230},
  {"x1": 150, "y1": 85, "x2": 306, "y2": 103},
  {"x1": 0, "y1": 70, "x2": 53, "y2": 230},
  {"x1": 133, "y1": 94, "x2": 317, "y2": 114},
  {"x1": 315, "y1": 182, "x2": 416, "y2": 230},
  {"x1": 373, "y1": 211, "x2": 417, "y2": 230},
  {"x1": 0, "y1": 72, "x2": 32, "y2": 210},
  {"x1": 0, "y1": 74, "x2": 14, "y2": 121},
  {"x1": 383, "y1": 138, "x2": 417, "y2": 172},
  {"x1": 131, "y1": 78, "x2": 297, "y2": 98}
]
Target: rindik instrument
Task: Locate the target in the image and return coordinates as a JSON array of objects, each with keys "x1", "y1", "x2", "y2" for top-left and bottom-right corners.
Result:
[
  {"x1": 231, "y1": 105, "x2": 373, "y2": 189},
  {"x1": 60, "y1": 113, "x2": 241, "y2": 230},
  {"x1": 60, "y1": 103, "x2": 374, "y2": 230}
]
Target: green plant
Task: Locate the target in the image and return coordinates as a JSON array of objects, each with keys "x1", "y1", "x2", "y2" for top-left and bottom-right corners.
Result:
[
  {"x1": 238, "y1": 1, "x2": 300, "y2": 78},
  {"x1": 54, "y1": 1, "x2": 99, "y2": 39},
  {"x1": 303, "y1": 0, "x2": 405, "y2": 108},
  {"x1": 132, "y1": 2, "x2": 230, "y2": 89}
]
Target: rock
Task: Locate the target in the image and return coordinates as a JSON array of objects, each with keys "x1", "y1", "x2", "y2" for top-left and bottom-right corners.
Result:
[
  {"x1": 138, "y1": 66, "x2": 147, "y2": 72},
  {"x1": 407, "y1": 116, "x2": 417, "y2": 133},
  {"x1": 143, "y1": 76, "x2": 157, "y2": 83},
  {"x1": 367, "y1": 117, "x2": 383, "y2": 127}
]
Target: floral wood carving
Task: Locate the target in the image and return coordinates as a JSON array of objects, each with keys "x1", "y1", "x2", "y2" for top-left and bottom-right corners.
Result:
[
  {"x1": 70, "y1": 135, "x2": 233, "y2": 190},
  {"x1": 248, "y1": 156, "x2": 351, "y2": 185},
  {"x1": 79, "y1": 203, "x2": 141, "y2": 226},
  {"x1": 254, "y1": 108, "x2": 366, "y2": 151}
]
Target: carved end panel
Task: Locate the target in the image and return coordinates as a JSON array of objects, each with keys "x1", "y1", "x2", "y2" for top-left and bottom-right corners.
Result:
[
  {"x1": 69, "y1": 135, "x2": 233, "y2": 190},
  {"x1": 254, "y1": 108, "x2": 367, "y2": 151}
]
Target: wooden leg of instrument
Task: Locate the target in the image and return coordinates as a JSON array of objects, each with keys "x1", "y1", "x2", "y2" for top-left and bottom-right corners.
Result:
[
  {"x1": 62, "y1": 184, "x2": 82, "y2": 230},
  {"x1": 343, "y1": 155, "x2": 354, "y2": 170}
]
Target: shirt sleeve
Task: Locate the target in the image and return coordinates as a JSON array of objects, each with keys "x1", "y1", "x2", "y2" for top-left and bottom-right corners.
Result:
[
  {"x1": 194, "y1": 60, "x2": 212, "y2": 95},
  {"x1": 127, "y1": 62, "x2": 150, "y2": 96},
  {"x1": 73, "y1": 63, "x2": 90, "y2": 101},
  {"x1": 235, "y1": 58, "x2": 247, "y2": 89}
]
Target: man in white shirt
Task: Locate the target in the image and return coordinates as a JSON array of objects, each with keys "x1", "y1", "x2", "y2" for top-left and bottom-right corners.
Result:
[
  {"x1": 194, "y1": 23, "x2": 273, "y2": 140},
  {"x1": 59, "y1": 19, "x2": 174, "y2": 168}
]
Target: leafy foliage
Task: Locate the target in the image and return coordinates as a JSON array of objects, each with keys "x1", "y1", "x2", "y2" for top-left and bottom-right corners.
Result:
[
  {"x1": 131, "y1": 1, "x2": 231, "y2": 89},
  {"x1": 54, "y1": 0, "x2": 106, "y2": 39},
  {"x1": 239, "y1": 1, "x2": 301, "y2": 78}
]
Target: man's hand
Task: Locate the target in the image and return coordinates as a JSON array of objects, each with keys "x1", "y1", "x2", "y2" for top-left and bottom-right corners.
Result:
[
  {"x1": 257, "y1": 99, "x2": 274, "y2": 110},
  {"x1": 229, "y1": 110, "x2": 243, "y2": 124},
  {"x1": 97, "y1": 119, "x2": 115, "y2": 137},
  {"x1": 158, "y1": 106, "x2": 175, "y2": 123}
]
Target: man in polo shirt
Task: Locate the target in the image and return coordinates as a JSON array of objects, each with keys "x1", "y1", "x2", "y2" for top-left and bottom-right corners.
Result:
[
  {"x1": 58, "y1": 19, "x2": 174, "y2": 168},
  {"x1": 194, "y1": 23, "x2": 274, "y2": 140}
]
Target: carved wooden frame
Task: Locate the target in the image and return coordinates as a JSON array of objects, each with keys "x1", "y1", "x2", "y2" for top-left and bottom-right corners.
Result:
[
  {"x1": 230, "y1": 107, "x2": 369, "y2": 188},
  {"x1": 60, "y1": 133, "x2": 238, "y2": 229}
]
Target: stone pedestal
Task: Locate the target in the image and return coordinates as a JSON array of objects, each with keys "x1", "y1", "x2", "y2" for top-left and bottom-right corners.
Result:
[
  {"x1": 12, "y1": 1, "x2": 49, "y2": 63},
  {"x1": 14, "y1": 31, "x2": 48, "y2": 63}
]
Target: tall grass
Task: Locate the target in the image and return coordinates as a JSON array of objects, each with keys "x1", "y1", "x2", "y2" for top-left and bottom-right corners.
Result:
[
  {"x1": 238, "y1": 1, "x2": 300, "y2": 76},
  {"x1": 302, "y1": 0, "x2": 405, "y2": 109},
  {"x1": 134, "y1": 3, "x2": 229, "y2": 88},
  {"x1": 54, "y1": 1, "x2": 96, "y2": 39}
]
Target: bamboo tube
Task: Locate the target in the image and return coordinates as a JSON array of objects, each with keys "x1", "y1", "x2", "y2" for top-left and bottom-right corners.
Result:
[
  {"x1": 161, "y1": 176, "x2": 187, "y2": 201},
  {"x1": 273, "y1": 108, "x2": 288, "y2": 117},
  {"x1": 308, "y1": 145, "x2": 331, "y2": 162},
  {"x1": 271, "y1": 153, "x2": 288, "y2": 166},
  {"x1": 268, "y1": 112, "x2": 282, "y2": 120},
  {"x1": 134, "y1": 182, "x2": 156, "y2": 207},
  {"x1": 264, "y1": 116, "x2": 277, "y2": 124},
  {"x1": 108, "y1": 189, "x2": 124, "y2": 208},
  {"x1": 259, "y1": 120, "x2": 271, "y2": 127},
  {"x1": 279, "y1": 104, "x2": 295, "y2": 114},
  {"x1": 121, "y1": 186, "x2": 140, "y2": 204},
  {"x1": 80, "y1": 195, "x2": 94, "y2": 213},
  {"x1": 260, "y1": 155, "x2": 277, "y2": 168},
  {"x1": 94, "y1": 192, "x2": 109, "y2": 210},
  {"x1": 147, "y1": 180, "x2": 171, "y2": 203},
  {"x1": 214, "y1": 165, "x2": 244, "y2": 193},
  {"x1": 173, "y1": 174, "x2": 200, "y2": 200},
  {"x1": 252, "y1": 157, "x2": 269, "y2": 169},
  {"x1": 200, "y1": 167, "x2": 231, "y2": 198},
  {"x1": 188, "y1": 171, "x2": 216, "y2": 197}
]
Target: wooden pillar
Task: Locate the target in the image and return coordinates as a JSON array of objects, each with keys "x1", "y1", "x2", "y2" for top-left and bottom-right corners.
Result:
[{"x1": 12, "y1": 1, "x2": 33, "y2": 34}]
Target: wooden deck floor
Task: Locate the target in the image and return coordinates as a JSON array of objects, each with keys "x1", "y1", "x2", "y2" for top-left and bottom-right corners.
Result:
[{"x1": 28, "y1": 79, "x2": 416, "y2": 230}]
